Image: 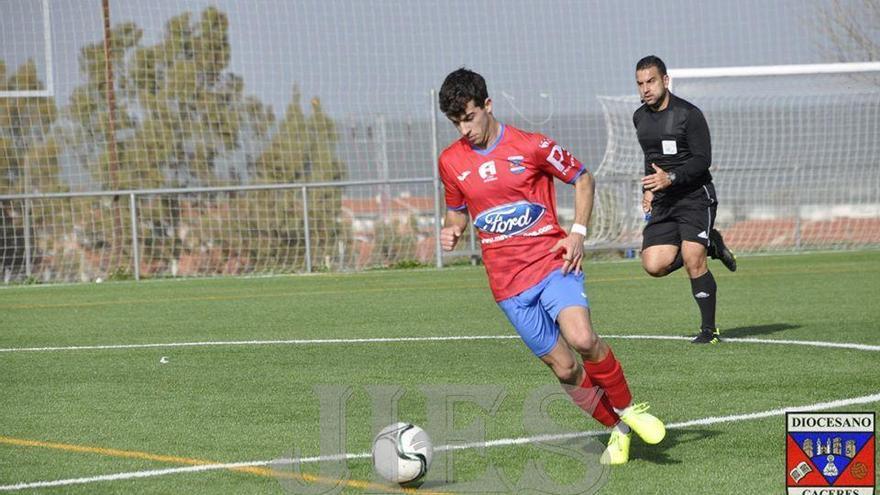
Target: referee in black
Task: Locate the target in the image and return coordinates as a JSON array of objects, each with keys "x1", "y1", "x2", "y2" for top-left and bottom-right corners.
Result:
[{"x1": 633, "y1": 55, "x2": 736, "y2": 344}]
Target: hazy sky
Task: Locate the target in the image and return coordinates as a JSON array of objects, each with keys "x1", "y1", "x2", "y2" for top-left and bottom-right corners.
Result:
[{"x1": 2, "y1": 0, "x2": 839, "y2": 120}]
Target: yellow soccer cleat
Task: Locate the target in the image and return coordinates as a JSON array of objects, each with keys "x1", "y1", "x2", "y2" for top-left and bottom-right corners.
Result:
[
  {"x1": 600, "y1": 428, "x2": 631, "y2": 465},
  {"x1": 619, "y1": 403, "x2": 666, "y2": 445}
]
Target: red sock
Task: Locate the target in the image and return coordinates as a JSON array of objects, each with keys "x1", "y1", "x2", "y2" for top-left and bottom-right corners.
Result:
[
  {"x1": 583, "y1": 349, "x2": 632, "y2": 410},
  {"x1": 564, "y1": 369, "x2": 620, "y2": 427}
]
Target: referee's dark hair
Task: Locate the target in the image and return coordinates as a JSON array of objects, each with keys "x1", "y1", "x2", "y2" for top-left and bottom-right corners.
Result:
[{"x1": 636, "y1": 55, "x2": 667, "y2": 76}]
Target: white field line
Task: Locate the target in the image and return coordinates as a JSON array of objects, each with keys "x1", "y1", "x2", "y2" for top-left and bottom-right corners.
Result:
[
  {"x1": 2, "y1": 391, "x2": 879, "y2": 492},
  {"x1": 0, "y1": 335, "x2": 876, "y2": 491},
  {"x1": 0, "y1": 335, "x2": 519, "y2": 353},
  {"x1": 611, "y1": 335, "x2": 880, "y2": 352},
  {"x1": 1, "y1": 334, "x2": 879, "y2": 353}
]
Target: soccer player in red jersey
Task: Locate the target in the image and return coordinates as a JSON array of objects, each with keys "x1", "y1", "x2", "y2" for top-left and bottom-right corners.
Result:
[{"x1": 437, "y1": 68, "x2": 665, "y2": 465}]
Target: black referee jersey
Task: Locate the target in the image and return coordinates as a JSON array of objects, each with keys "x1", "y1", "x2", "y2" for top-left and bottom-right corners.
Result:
[{"x1": 633, "y1": 93, "x2": 713, "y2": 201}]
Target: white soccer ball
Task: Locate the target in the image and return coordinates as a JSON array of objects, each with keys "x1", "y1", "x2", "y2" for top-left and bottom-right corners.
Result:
[{"x1": 371, "y1": 422, "x2": 433, "y2": 485}]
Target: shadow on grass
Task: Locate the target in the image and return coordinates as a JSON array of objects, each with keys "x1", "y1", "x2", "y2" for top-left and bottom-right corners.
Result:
[
  {"x1": 720, "y1": 323, "x2": 801, "y2": 339},
  {"x1": 630, "y1": 428, "x2": 721, "y2": 465}
]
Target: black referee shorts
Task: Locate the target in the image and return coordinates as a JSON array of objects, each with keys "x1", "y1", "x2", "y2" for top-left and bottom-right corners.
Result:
[{"x1": 642, "y1": 183, "x2": 717, "y2": 250}]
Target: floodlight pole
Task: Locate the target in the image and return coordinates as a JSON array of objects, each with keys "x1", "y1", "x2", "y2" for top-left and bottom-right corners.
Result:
[
  {"x1": 101, "y1": 0, "x2": 119, "y2": 185},
  {"x1": 102, "y1": 0, "x2": 124, "y2": 269}
]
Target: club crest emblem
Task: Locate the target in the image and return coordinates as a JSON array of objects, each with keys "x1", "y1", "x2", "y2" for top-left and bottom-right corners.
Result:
[
  {"x1": 786, "y1": 412, "x2": 875, "y2": 494},
  {"x1": 507, "y1": 155, "x2": 526, "y2": 175}
]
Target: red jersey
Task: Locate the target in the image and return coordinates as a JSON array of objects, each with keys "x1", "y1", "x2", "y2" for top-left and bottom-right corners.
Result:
[{"x1": 439, "y1": 123, "x2": 586, "y2": 301}]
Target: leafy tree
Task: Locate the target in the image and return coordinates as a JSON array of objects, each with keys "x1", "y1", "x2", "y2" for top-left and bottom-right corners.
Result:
[
  {"x1": 305, "y1": 97, "x2": 347, "y2": 268},
  {"x1": 59, "y1": 8, "x2": 277, "y2": 275},
  {"x1": 108, "y1": 8, "x2": 271, "y2": 189},
  {"x1": 122, "y1": 8, "x2": 279, "y2": 274},
  {"x1": 4, "y1": 6, "x2": 347, "y2": 279},
  {"x1": 248, "y1": 90, "x2": 347, "y2": 271},
  {"x1": 67, "y1": 22, "x2": 140, "y2": 190}
]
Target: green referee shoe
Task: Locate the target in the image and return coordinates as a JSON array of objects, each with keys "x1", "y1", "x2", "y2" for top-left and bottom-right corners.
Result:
[{"x1": 709, "y1": 229, "x2": 737, "y2": 272}]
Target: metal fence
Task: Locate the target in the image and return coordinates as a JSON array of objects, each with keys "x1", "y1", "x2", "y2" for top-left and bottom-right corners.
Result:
[{"x1": 0, "y1": 175, "x2": 647, "y2": 283}]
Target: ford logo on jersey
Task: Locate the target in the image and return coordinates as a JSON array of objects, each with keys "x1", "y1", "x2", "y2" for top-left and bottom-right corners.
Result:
[{"x1": 474, "y1": 201, "x2": 546, "y2": 236}]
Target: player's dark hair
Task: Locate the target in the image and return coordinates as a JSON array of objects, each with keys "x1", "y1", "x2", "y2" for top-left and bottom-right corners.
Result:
[
  {"x1": 636, "y1": 55, "x2": 667, "y2": 76},
  {"x1": 439, "y1": 68, "x2": 489, "y2": 118}
]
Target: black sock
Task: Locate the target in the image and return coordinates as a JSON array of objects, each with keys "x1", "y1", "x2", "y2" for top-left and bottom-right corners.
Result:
[
  {"x1": 690, "y1": 271, "x2": 717, "y2": 332},
  {"x1": 666, "y1": 251, "x2": 684, "y2": 274}
]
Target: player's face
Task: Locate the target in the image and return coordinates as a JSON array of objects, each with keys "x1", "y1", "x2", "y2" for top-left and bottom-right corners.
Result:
[
  {"x1": 636, "y1": 67, "x2": 669, "y2": 109},
  {"x1": 449, "y1": 99, "x2": 496, "y2": 148}
]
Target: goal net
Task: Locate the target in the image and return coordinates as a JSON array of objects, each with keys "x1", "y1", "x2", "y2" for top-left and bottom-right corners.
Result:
[
  {"x1": 2, "y1": 1, "x2": 879, "y2": 283},
  {"x1": 596, "y1": 63, "x2": 880, "y2": 253}
]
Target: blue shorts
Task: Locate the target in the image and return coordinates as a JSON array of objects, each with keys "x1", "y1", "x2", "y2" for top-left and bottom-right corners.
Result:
[{"x1": 497, "y1": 269, "x2": 590, "y2": 358}]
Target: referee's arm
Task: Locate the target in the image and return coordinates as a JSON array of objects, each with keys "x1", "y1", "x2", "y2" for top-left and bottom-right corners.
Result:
[{"x1": 672, "y1": 109, "x2": 712, "y2": 186}]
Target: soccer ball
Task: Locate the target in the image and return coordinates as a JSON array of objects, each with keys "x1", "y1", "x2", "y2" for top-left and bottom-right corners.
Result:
[{"x1": 371, "y1": 422, "x2": 433, "y2": 485}]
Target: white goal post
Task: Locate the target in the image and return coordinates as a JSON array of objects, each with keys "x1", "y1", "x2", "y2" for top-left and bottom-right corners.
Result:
[
  {"x1": 668, "y1": 61, "x2": 880, "y2": 87},
  {"x1": 0, "y1": 0, "x2": 54, "y2": 98}
]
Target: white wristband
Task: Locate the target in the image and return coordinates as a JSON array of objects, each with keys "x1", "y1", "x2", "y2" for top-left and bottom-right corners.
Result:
[{"x1": 571, "y1": 223, "x2": 587, "y2": 236}]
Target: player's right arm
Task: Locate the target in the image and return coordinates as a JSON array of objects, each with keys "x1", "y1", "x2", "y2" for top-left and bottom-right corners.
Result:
[
  {"x1": 440, "y1": 209, "x2": 469, "y2": 251},
  {"x1": 438, "y1": 151, "x2": 469, "y2": 252}
]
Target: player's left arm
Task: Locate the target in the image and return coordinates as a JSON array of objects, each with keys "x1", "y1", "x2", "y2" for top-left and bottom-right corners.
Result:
[
  {"x1": 673, "y1": 107, "x2": 712, "y2": 186},
  {"x1": 551, "y1": 170, "x2": 594, "y2": 275}
]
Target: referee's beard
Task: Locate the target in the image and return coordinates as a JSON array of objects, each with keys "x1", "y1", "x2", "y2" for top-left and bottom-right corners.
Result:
[{"x1": 645, "y1": 89, "x2": 669, "y2": 111}]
